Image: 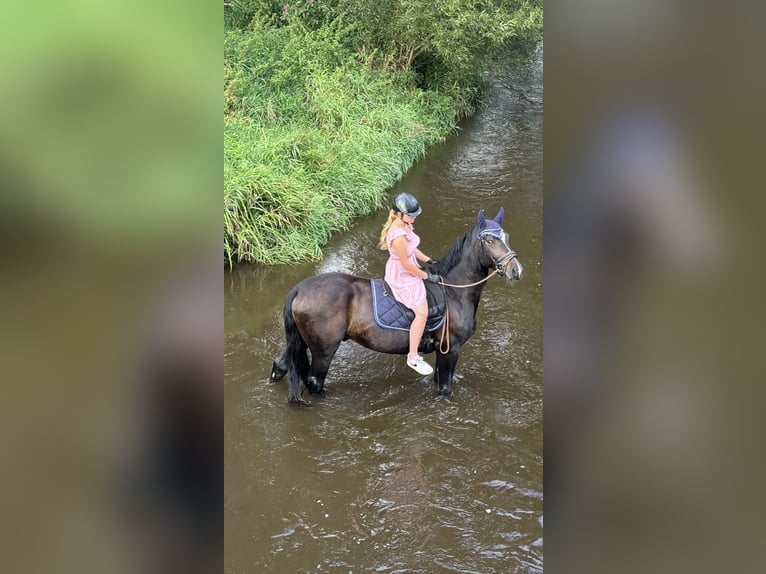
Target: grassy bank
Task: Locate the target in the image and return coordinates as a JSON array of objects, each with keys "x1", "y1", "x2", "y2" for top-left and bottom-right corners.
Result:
[
  {"x1": 224, "y1": 21, "x2": 459, "y2": 265},
  {"x1": 224, "y1": 3, "x2": 542, "y2": 265}
]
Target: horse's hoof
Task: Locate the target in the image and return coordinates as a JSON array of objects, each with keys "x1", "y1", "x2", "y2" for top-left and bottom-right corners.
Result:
[
  {"x1": 307, "y1": 388, "x2": 325, "y2": 396},
  {"x1": 288, "y1": 395, "x2": 312, "y2": 406},
  {"x1": 306, "y1": 375, "x2": 327, "y2": 396},
  {"x1": 438, "y1": 387, "x2": 452, "y2": 397}
]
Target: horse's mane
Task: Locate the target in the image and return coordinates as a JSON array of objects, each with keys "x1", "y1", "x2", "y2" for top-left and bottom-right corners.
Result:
[{"x1": 431, "y1": 226, "x2": 476, "y2": 277}]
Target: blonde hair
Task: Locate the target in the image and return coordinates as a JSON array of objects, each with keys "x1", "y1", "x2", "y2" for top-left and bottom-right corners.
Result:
[{"x1": 378, "y1": 210, "x2": 398, "y2": 250}]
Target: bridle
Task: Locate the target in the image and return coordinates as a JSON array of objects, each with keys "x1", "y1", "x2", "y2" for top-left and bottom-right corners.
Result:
[{"x1": 436, "y1": 228, "x2": 518, "y2": 289}]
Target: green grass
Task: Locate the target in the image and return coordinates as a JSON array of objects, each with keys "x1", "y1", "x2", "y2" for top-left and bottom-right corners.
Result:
[{"x1": 224, "y1": 22, "x2": 460, "y2": 265}]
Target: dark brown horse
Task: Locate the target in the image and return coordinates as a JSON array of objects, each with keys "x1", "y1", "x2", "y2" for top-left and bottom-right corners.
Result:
[{"x1": 270, "y1": 208, "x2": 523, "y2": 403}]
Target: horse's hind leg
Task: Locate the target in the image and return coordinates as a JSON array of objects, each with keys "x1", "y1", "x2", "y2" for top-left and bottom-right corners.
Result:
[
  {"x1": 270, "y1": 350, "x2": 288, "y2": 382},
  {"x1": 306, "y1": 342, "x2": 340, "y2": 395}
]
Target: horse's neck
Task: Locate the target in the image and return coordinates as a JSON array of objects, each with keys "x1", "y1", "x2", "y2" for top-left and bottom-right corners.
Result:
[
  {"x1": 445, "y1": 256, "x2": 490, "y2": 306},
  {"x1": 447, "y1": 244, "x2": 487, "y2": 281}
]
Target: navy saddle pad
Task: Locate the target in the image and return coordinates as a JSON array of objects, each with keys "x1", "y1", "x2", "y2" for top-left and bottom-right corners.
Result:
[{"x1": 370, "y1": 279, "x2": 446, "y2": 332}]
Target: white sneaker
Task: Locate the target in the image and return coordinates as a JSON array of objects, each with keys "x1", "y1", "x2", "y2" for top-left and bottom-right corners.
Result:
[{"x1": 407, "y1": 355, "x2": 433, "y2": 376}]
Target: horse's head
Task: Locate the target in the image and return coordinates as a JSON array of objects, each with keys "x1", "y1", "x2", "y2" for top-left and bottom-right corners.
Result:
[{"x1": 476, "y1": 208, "x2": 523, "y2": 281}]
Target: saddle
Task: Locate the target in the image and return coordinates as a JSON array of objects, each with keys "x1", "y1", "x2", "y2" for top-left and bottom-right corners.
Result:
[{"x1": 370, "y1": 278, "x2": 446, "y2": 332}]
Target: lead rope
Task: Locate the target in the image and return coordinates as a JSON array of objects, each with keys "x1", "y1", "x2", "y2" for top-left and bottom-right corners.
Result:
[{"x1": 439, "y1": 307, "x2": 451, "y2": 354}]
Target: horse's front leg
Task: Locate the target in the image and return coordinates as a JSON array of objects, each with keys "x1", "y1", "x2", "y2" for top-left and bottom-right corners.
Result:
[{"x1": 435, "y1": 349, "x2": 460, "y2": 396}]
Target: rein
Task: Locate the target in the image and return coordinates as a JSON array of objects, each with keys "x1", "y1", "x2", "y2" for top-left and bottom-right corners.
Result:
[
  {"x1": 436, "y1": 252, "x2": 515, "y2": 288},
  {"x1": 437, "y1": 269, "x2": 498, "y2": 289}
]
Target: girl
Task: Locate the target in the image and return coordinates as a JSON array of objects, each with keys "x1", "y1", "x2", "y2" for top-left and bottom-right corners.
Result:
[{"x1": 378, "y1": 193, "x2": 439, "y2": 375}]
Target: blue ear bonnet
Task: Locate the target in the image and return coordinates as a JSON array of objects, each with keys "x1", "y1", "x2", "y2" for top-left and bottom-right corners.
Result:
[
  {"x1": 476, "y1": 208, "x2": 507, "y2": 240},
  {"x1": 477, "y1": 220, "x2": 505, "y2": 240}
]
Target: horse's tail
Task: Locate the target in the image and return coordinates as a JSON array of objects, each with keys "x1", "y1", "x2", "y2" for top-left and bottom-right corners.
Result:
[{"x1": 283, "y1": 287, "x2": 309, "y2": 403}]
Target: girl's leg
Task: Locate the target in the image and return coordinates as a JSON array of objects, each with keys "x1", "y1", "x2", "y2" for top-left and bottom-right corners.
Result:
[
  {"x1": 405, "y1": 302, "x2": 433, "y2": 375},
  {"x1": 408, "y1": 302, "x2": 428, "y2": 359}
]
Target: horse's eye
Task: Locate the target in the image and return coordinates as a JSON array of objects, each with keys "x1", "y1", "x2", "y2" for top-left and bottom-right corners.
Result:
[{"x1": 484, "y1": 237, "x2": 494, "y2": 244}]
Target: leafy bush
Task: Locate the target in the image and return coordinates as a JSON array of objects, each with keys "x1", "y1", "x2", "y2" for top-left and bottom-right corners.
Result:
[{"x1": 338, "y1": 0, "x2": 542, "y2": 90}]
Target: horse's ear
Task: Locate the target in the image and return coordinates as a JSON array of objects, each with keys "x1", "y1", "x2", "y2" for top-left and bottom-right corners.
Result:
[
  {"x1": 493, "y1": 207, "x2": 505, "y2": 224},
  {"x1": 477, "y1": 210, "x2": 486, "y2": 227}
]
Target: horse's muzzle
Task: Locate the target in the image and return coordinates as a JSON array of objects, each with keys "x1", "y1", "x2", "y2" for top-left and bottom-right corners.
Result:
[
  {"x1": 509, "y1": 259, "x2": 523, "y2": 281},
  {"x1": 496, "y1": 259, "x2": 522, "y2": 280}
]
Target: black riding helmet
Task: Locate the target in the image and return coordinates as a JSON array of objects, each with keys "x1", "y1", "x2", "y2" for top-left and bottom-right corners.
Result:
[{"x1": 392, "y1": 192, "x2": 422, "y2": 217}]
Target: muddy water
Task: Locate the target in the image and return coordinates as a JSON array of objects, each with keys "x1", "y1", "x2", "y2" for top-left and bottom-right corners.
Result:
[{"x1": 225, "y1": 47, "x2": 542, "y2": 573}]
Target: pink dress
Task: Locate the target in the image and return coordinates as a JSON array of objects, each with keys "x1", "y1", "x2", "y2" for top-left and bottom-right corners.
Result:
[{"x1": 385, "y1": 225, "x2": 426, "y2": 310}]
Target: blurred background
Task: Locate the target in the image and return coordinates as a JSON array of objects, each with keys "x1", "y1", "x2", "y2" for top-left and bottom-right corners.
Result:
[
  {"x1": 1, "y1": 1, "x2": 765, "y2": 573},
  {"x1": 544, "y1": 1, "x2": 766, "y2": 573},
  {"x1": 0, "y1": 3, "x2": 220, "y2": 573}
]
